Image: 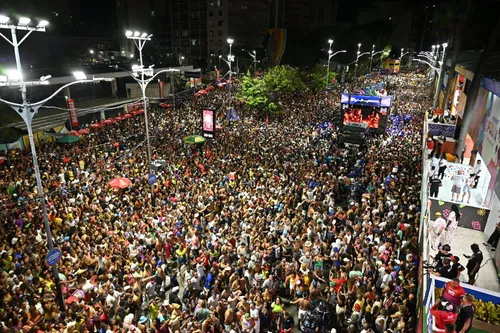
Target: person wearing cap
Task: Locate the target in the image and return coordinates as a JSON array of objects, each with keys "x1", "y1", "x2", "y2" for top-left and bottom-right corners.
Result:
[
  {"x1": 430, "y1": 301, "x2": 457, "y2": 330},
  {"x1": 429, "y1": 212, "x2": 447, "y2": 250}
]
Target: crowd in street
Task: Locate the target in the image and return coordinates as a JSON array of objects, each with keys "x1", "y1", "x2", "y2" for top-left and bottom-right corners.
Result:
[{"x1": 0, "y1": 73, "x2": 429, "y2": 333}]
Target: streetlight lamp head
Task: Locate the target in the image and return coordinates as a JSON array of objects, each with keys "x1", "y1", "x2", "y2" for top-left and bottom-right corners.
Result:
[
  {"x1": 89, "y1": 49, "x2": 94, "y2": 54},
  {"x1": 132, "y1": 64, "x2": 140, "y2": 71},
  {"x1": 0, "y1": 15, "x2": 9, "y2": 24},
  {"x1": 328, "y1": 39, "x2": 333, "y2": 44},
  {"x1": 72, "y1": 71, "x2": 87, "y2": 80},
  {"x1": 125, "y1": 30, "x2": 133, "y2": 37},
  {"x1": 328, "y1": 49, "x2": 333, "y2": 54},
  {"x1": 442, "y1": 42, "x2": 448, "y2": 48},
  {"x1": 37, "y1": 20, "x2": 49, "y2": 28},
  {"x1": 130, "y1": 54, "x2": 134, "y2": 58},
  {"x1": 6, "y1": 69, "x2": 22, "y2": 81},
  {"x1": 18, "y1": 17, "x2": 31, "y2": 26},
  {"x1": 253, "y1": 50, "x2": 256, "y2": 54},
  {"x1": 227, "y1": 38, "x2": 234, "y2": 45},
  {"x1": 358, "y1": 43, "x2": 361, "y2": 47},
  {"x1": 219, "y1": 55, "x2": 222, "y2": 58},
  {"x1": 134, "y1": 31, "x2": 140, "y2": 37},
  {"x1": 141, "y1": 32, "x2": 148, "y2": 38},
  {"x1": 357, "y1": 50, "x2": 360, "y2": 54}
]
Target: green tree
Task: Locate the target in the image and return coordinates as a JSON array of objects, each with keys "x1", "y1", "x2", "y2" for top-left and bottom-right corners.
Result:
[
  {"x1": 263, "y1": 65, "x2": 305, "y2": 93},
  {"x1": 237, "y1": 76, "x2": 269, "y2": 109},
  {"x1": 306, "y1": 64, "x2": 337, "y2": 93}
]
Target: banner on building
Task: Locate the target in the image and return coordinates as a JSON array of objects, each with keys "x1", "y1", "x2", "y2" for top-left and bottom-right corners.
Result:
[
  {"x1": 67, "y1": 99, "x2": 79, "y2": 128},
  {"x1": 267, "y1": 28, "x2": 287, "y2": 66},
  {"x1": 227, "y1": 106, "x2": 239, "y2": 121},
  {"x1": 159, "y1": 81, "x2": 164, "y2": 98}
]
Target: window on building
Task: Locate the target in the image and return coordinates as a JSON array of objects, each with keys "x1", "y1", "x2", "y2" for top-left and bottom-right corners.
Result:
[
  {"x1": 182, "y1": 30, "x2": 188, "y2": 37},
  {"x1": 241, "y1": 5, "x2": 247, "y2": 10},
  {"x1": 218, "y1": 20, "x2": 223, "y2": 26},
  {"x1": 209, "y1": 21, "x2": 214, "y2": 27},
  {"x1": 209, "y1": 11, "x2": 213, "y2": 17},
  {"x1": 217, "y1": 30, "x2": 222, "y2": 36},
  {"x1": 191, "y1": 40, "x2": 197, "y2": 46},
  {"x1": 209, "y1": 1, "x2": 214, "y2": 6},
  {"x1": 217, "y1": 40, "x2": 223, "y2": 46},
  {"x1": 218, "y1": 10, "x2": 222, "y2": 16},
  {"x1": 209, "y1": 30, "x2": 214, "y2": 36},
  {"x1": 217, "y1": 0, "x2": 221, "y2": 5}
]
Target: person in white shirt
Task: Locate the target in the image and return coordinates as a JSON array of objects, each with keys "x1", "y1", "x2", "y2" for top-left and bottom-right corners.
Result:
[
  {"x1": 429, "y1": 212, "x2": 447, "y2": 250},
  {"x1": 451, "y1": 170, "x2": 465, "y2": 202},
  {"x1": 470, "y1": 159, "x2": 482, "y2": 188},
  {"x1": 461, "y1": 175, "x2": 473, "y2": 204}
]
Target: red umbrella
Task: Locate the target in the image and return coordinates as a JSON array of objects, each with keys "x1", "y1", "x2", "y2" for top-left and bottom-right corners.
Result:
[
  {"x1": 63, "y1": 157, "x2": 71, "y2": 163},
  {"x1": 198, "y1": 89, "x2": 208, "y2": 95},
  {"x1": 216, "y1": 124, "x2": 223, "y2": 130},
  {"x1": 0, "y1": 156, "x2": 6, "y2": 164},
  {"x1": 131, "y1": 109, "x2": 144, "y2": 115},
  {"x1": 160, "y1": 103, "x2": 173, "y2": 108},
  {"x1": 108, "y1": 177, "x2": 132, "y2": 189},
  {"x1": 67, "y1": 130, "x2": 81, "y2": 136},
  {"x1": 103, "y1": 119, "x2": 116, "y2": 125},
  {"x1": 115, "y1": 115, "x2": 125, "y2": 121},
  {"x1": 206, "y1": 85, "x2": 215, "y2": 91},
  {"x1": 90, "y1": 123, "x2": 104, "y2": 129},
  {"x1": 78, "y1": 128, "x2": 90, "y2": 135},
  {"x1": 123, "y1": 113, "x2": 133, "y2": 119}
]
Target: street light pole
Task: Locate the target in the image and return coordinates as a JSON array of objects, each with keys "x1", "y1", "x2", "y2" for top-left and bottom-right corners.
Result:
[
  {"x1": 125, "y1": 30, "x2": 156, "y2": 204},
  {"x1": 242, "y1": 49, "x2": 257, "y2": 76},
  {"x1": 369, "y1": 44, "x2": 375, "y2": 73},
  {"x1": 0, "y1": 15, "x2": 111, "y2": 313},
  {"x1": 433, "y1": 43, "x2": 448, "y2": 109},
  {"x1": 354, "y1": 43, "x2": 361, "y2": 77},
  {"x1": 326, "y1": 39, "x2": 333, "y2": 90}
]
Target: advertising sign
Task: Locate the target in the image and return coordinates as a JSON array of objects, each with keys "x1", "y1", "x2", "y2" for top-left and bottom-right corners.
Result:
[
  {"x1": 202, "y1": 109, "x2": 216, "y2": 139},
  {"x1": 46, "y1": 248, "x2": 62, "y2": 266},
  {"x1": 349, "y1": 95, "x2": 381, "y2": 107},
  {"x1": 67, "y1": 99, "x2": 79, "y2": 128},
  {"x1": 380, "y1": 96, "x2": 392, "y2": 107}
]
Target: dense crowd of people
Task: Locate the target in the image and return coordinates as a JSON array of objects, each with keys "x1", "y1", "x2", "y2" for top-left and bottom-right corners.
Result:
[{"x1": 0, "y1": 72, "x2": 430, "y2": 333}]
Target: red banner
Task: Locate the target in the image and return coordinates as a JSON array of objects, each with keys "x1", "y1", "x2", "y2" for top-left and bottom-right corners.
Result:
[
  {"x1": 216, "y1": 70, "x2": 220, "y2": 82},
  {"x1": 67, "y1": 99, "x2": 79, "y2": 128},
  {"x1": 159, "y1": 81, "x2": 164, "y2": 98}
]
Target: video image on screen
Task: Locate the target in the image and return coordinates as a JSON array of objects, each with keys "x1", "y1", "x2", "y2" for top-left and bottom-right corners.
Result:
[{"x1": 343, "y1": 108, "x2": 381, "y2": 128}]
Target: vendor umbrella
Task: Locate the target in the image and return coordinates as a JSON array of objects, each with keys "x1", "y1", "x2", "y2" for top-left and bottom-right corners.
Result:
[
  {"x1": 108, "y1": 177, "x2": 132, "y2": 189},
  {"x1": 78, "y1": 128, "x2": 90, "y2": 135},
  {"x1": 183, "y1": 135, "x2": 206, "y2": 144},
  {"x1": 160, "y1": 103, "x2": 173, "y2": 108},
  {"x1": 103, "y1": 119, "x2": 116, "y2": 125},
  {"x1": 123, "y1": 113, "x2": 133, "y2": 119},
  {"x1": 115, "y1": 115, "x2": 125, "y2": 121},
  {"x1": 67, "y1": 130, "x2": 81, "y2": 136},
  {"x1": 90, "y1": 122, "x2": 104, "y2": 129},
  {"x1": 0, "y1": 156, "x2": 6, "y2": 164},
  {"x1": 198, "y1": 89, "x2": 208, "y2": 95},
  {"x1": 57, "y1": 136, "x2": 80, "y2": 144}
]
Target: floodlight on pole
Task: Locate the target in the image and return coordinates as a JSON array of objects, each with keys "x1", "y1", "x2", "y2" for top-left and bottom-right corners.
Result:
[
  {"x1": 125, "y1": 30, "x2": 133, "y2": 37},
  {"x1": 354, "y1": 43, "x2": 362, "y2": 77},
  {"x1": 72, "y1": 71, "x2": 87, "y2": 80},
  {"x1": 18, "y1": 17, "x2": 31, "y2": 26},
  {"x1": 89, "y1": 49, "x2": 94, "y2": 54},
  {"x1": 0, "y1": 15, "x2": 9, "y2": 24},
  {"x1": 6, "y1": 69, "x2": 22, "y2": 81},
  {"x1": 134, "y1": 31, "x2": 140, "y2": 37},
  {"x1": 37, "y1": 20, "x2": 49, "y2": 28},
  {"x1": 0, "y1": 75, "x2": 7, "y2": 83}
]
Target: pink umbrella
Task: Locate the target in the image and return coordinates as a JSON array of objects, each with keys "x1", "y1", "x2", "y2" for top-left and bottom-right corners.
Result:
[
  {"x1": 78, "y1": 128, "x2": 90, "y2": 135},
  {"x1": 67, "y1": 130, "x2": 81, "y2": 136},
  {"x1": 103, "y1": 119, "x2": 116, "y2": 125},
  {"x1": 90, "y1": 123, "x2": 104, "y2": 129},
  {"x1": 123, "y1": 113, "x2": 133, "y2": 119},
  {"x1": 198, "y1": 89, "x2": 208, "y2": 95},
  {"x1": 108, "y1": 177, "x2": 132, "y2": 189}
]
